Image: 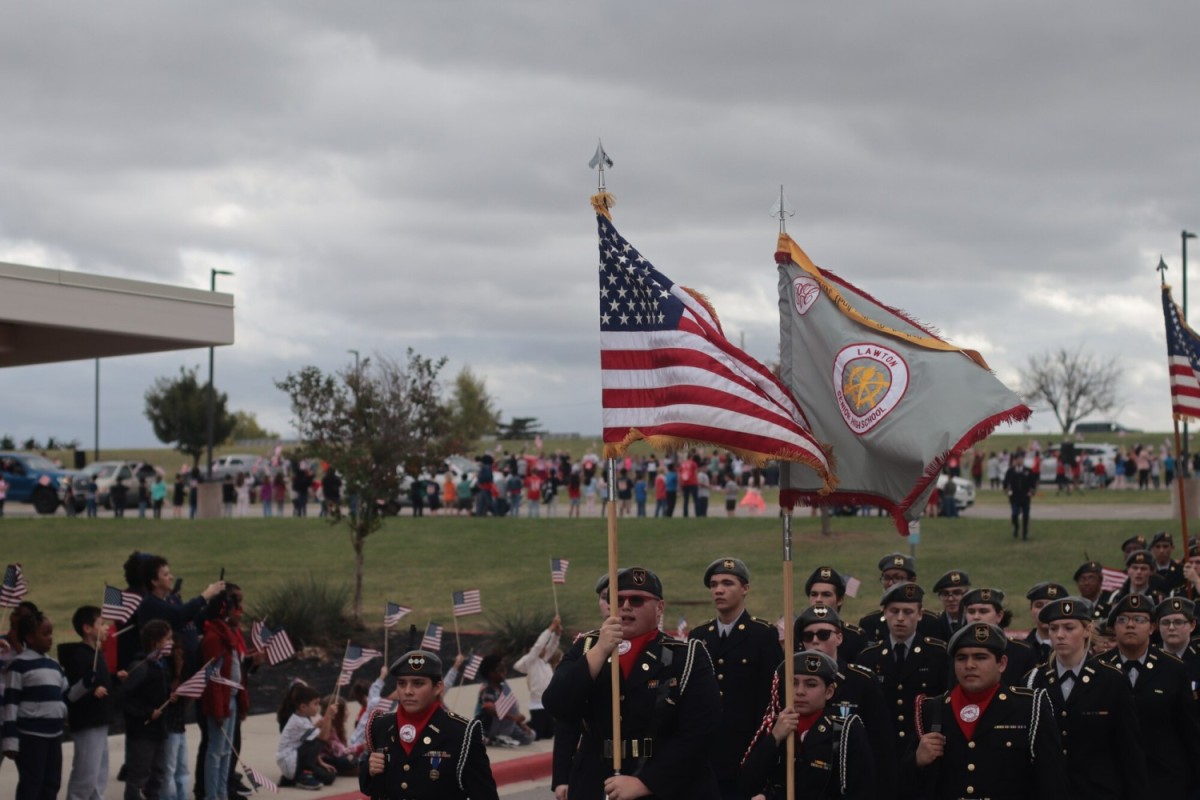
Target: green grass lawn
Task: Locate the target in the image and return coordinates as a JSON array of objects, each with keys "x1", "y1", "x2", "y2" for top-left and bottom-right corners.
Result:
[{"x1": 0, "y1": 512, "x2": 1163, "y2": 642}]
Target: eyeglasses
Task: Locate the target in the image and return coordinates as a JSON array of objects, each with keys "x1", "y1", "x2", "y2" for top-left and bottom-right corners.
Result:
[
  {"x1": 801, "y1": 629, "x2": 836, "y2": 642},
  {"x1": 1114, "y1": 615, "x2": 1151, "y2": 626},
  {"x1": 617, "y1": 595, "x2": 650, "y2": 608},
  {"x1": 1159, "y1": 618, "x2": 1193, "y2": 629},
  {"x1": 939, "y1": 589, "x2": 967, "y2": 599}
]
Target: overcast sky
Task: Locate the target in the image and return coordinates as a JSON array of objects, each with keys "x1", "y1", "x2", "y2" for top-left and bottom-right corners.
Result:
[{"x1": 2, "y1": 2, "x2": 1197, "y2": 452}]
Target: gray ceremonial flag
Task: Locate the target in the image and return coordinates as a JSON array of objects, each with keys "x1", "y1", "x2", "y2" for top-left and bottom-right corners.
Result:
[{"x1": 775, "y1": 233, "x2": 1030, "y2": 533}]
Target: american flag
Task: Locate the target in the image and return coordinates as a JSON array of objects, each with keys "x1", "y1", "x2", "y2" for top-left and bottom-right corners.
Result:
[
  {"x1": 374, "y1": 698, "x2": 399, "y2": 715},
  {"x1": 173, "y1": 659, "x2": 217, "y2": 699},
  {"x1": 148, "y1": 638, "x2": 174, "y2": 661},
  {"x1": 594, "y1": 210, "x2": 834, "y2": 487},
  {"x1": 102, "y1": 585, "x2": 142, "y2": 624},
  {"x1": 251, "y1": 621, "x2": 295, "y2": 666},
  {"x1": 452, "y1": 589, "x2": 482, "y2": 617},
  {"x1": 462, "y1": 653, "x2": 484, "y2": 681},
  {"x1": 1101, "y1": 567, "x2": 1126, "y2": 593},
  {"x1": 493, "y1": 684, "x2": 517, "y2": 720},
  {"x1": 421, "y1": 622, "x2": 443, "y2": 652},
  {"x1": 1163, "y1": 284, "x2": 1200, "y2": 419},
  {"x1": 384, "y1": 601, "x2": 412, "y2": 628},
  {"x1": 675, "y1": 617, "x2": 689, "y2": 640},
  {"x1": 551, "y1": 558, "x2": 570, "y2": 585},
  {"x1": 0, "y1": 564, "x2": 27, "y2": 608},
  {"x1": 243, "y1": 765, "x2": 279, "y2": 794},
  {"x1": 339, "y1": 644, "x2": 382, "y2": 686}
]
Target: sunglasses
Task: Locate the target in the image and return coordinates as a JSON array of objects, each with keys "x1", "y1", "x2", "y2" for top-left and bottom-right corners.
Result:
[
  {"x1": 617, "y1": 595, "x2": 652, "y2": 608},
  {"x1": 801, "y1": 629, "x2": 836, "y2": 642}
]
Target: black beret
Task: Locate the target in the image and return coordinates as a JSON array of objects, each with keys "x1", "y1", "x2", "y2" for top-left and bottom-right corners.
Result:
[
  {"x1": 804, "y1": 566, "x2": 846, "y2": 597},
  {"x1": 1107, "y1": 593, "x2": 1155, "y2": 626},
  {"x1": 1038, "y1": 597, "x2": 1093, "y2": 624},
  {"x1": 1121, "y1": 535, "x2": 1147, "y2": 552},
  {"x1": 781, "y1": 650, "x2": 838, "y2": 684},
  {"x1": 878, "y1": 553, "x2": 916, "y2": 577},
  {"x1": 796, "y1": 605, "x2": 843, "y2": 631},
  {"x1": 1125, "y1": 549, "x2": 1154, "y2": 568},
  {"x1": 1151, "y1": 531, "x2": 1173, "y2": 547},
  {"x1": 881, "y1": 582, "x2": 924, "y2": 606},
  {"x1": 595, "y1": 574, "x2": 610, "y2": 596},
  {"x1": 933, "y1": 570, "x2": 971, "y2": 593},
  {"x1": 1025, "y1": 582, "x2": 1068, "y2": 603},
  {"x1": 1189, "y1": 544, "x2": 1200, "y2": 559},
  {"x1": 616, "y1": 567, "x2": 663, "y2": 599},
  {"x1": 961, "y1": 588, "x2": 1005, "y2": 610},
  {"x1": 704, "y1": 558, "x2": 750, "y2": 587},
  {"x1": 1154, "y1": 596, "x2": 1196, "y2": 622},
  {"x1": 390, "y1": 650, "x2": 443, "y2": 680},
  {"x1": 1073, "y1": 561, "x2": 1103, "y2": 581},
  {"x1": 948, "y1": 622, "x2": 1007, "y2": 656}
]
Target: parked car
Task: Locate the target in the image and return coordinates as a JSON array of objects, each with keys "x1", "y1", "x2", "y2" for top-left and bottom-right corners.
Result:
[
  {"x1": 1037, "y1": 443, "x2": 1119, "y2": 487},
  {"x1": 0, "y1": 452, "x2": 80, "y2": 514},
  {"x1": 73, "y1": 461, "x2": 161, "y2": 510},
  {"x1": 935, "y1": 474, "x2": 975, "y2": 510},
  {"x1": 209, "y1": 454, "x2": 262, "y2": 482}
]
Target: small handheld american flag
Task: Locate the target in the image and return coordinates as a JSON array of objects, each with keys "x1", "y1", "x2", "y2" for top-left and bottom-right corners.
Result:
[
  {"x1": 551, "y1": 558, "x2": 570, "y2": 585},
  {"x1": 243, "y1": 765, "x2": 278, "y2": 794},
  {"x1": 675, "y1": 617, "x2": 689, "y2": 640},
  {"x1": 421, "y1": 622, "x2": 443, "y2": 652},
  {"x1": 0, "y1": 564, "x2": 28, "y2": 608},
  {"x1": 251, "y1": 621, "x2": 295, "y2": 666},
  {"x1": 452, "y1": 589, "x2": 482, "y2": 617},
  {"x1": 384, "y1": 601, "x2": 412, "y2": 629},
  {"x1": 339, "y1": 644, "x2": 382, "y2": 686},
  {"x1": 493, "y1": 684, "x2": 518, "y2": 720},
  {"x1": 102, "y1": 585, "x2": 142, "y2": 624},
  {"x1": 173, "y1": 659, "x2": 217, "y2": 699},
  {"x1": 462, "y1": 653, "x2": 484, "y2": 681}
]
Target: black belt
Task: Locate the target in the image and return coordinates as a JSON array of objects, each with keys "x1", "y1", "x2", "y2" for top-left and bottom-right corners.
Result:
[{"x1": 603, "y1": 738, "x2": 654, "y2": 759}]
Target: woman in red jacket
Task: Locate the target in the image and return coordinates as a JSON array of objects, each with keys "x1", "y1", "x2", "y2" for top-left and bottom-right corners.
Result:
[{"x1": 200, "y1": 586, "x2": 249, "y2": 800}]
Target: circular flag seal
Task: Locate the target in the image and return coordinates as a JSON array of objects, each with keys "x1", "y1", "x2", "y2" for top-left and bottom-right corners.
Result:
[
  {"x1": 832, "y1": 343, "x2": 910, "y2": 434},
  {"x1": 958, "y1": 704, "x2": 980, "y2": 724},
  {"x1": 399, "y1": 723, "x2": 417, "y2": 743}
]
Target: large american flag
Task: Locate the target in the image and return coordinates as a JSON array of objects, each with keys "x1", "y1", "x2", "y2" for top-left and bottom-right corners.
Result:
[
  {"x1": 250, "y1": 621, "x2": 295, "y2": 666},
  {"x1": 102, "y1": 585, "x2": 142, "y2": 624},
  {"x1": 595, "y1": 211, "x2": 833, "y2": 487},
  {"x1": 0, "y1": 564, "x2": 27, "y2": 608},
  {"x1": 421, "y1": 622, "x2": 444, "y2": 652},
  {"x1": 1163, "y1": 284, "x2": 1200, "y2": 419},
  {"x1": 452, "y1": 589, "x2": 482, "y2": 617},
  {"x1": 339, "y1": 644, "x2": 382, "y2": 686},
  {"x1": 384, "y1": 601, "x2": 412, "y2": 629},
  {"x1": 550, "y1": 558, "x2": 570, "y2": 585}
]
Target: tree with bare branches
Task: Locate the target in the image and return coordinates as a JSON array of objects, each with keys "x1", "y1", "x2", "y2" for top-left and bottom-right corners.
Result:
[{"x1": 1018, "y1": 347, "x2": 1122, "y2": 435}]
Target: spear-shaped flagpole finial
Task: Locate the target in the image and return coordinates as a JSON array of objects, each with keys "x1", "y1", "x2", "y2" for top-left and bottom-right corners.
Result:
[
  {"x1": 1158, "y1": 256, "x2": 1169, "y2": 286},
  {"x1": 771, "y1": 185, "x2": 795, "y2": 234},
  {"x1": 589, "y1": 139, "x2": 613, "y2": 191}
]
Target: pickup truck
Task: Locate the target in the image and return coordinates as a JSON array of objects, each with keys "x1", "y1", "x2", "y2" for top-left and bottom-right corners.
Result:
[{"x1": 0, "y1": 452, "x2": 80, "y2": 514}]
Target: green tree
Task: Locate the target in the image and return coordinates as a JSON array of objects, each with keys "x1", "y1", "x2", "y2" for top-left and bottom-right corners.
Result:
[
  {"x1": 446, "y1": 367, "x2": 501, "y2": 451},
  {"x1": 144, "y1": 366, "x2": 236, "y2": 467},
  {"x1": 498, "y1": 416, "x2": 545, "y2": 440},
  {"x1": 227, "y1": 410, "x2": 280, "y2": 442},
  {"x1": 276, "y1": 350, "x2": 452, "y2": 622}
]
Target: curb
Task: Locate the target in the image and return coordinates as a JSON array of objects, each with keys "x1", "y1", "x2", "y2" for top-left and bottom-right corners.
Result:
[{"x1": 324, "y1": 751, "x2": 552, "y2": 799}]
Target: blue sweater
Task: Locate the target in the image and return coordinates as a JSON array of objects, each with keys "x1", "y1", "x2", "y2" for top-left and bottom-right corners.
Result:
[{"x1": 2, "y1": 649, "x2": 68, "y2": 752}]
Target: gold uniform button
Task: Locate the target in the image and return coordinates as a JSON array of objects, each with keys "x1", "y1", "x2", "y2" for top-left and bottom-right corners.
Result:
[
  {"x1": 403, "y1": 764, "x2": 411, "y2": 772},
  {"x1": 1061, "y1": 711, "x2": 1067, "y2": 717},
  {"x1": 401, "y1": 782, "x2": 408, "y2": 790},
  {"x1": 717, "y1": 658, "x2": 725, "y2": 665},
  {"x1": 967, "y1": 763, "x2": 975, "y2": 772},
  {"x1": 738, "y1": 623, "x2": 745, "y2": 630},
  {"x1": 898, "y1": 731, "x2": 905, "y2": 738},
  {"x1": 897, "y1": 715, "x2": 904, "y2": 722},
  {"x1": 998, "y1": 693, "x2": 1007, "y2": 700},
  {"x1": 718, "y1": 674, "x2": 724, "y2": 680},
  {"x1": 423, "y1": 737, "x2": 432, "y2": 745},
  {"x1": 742, "y1": 658, "x2": 748, "y2": 664},
  {"x1": 967, "y1": 742, "x2": 975, "y2": 749},
  {"x1": 897, "y1": 684, "x2": 904, "y2": 691},
  {"x1": 966, "y1": 786, "x2": 974, "y2": 794},
  {"x1": 896, "y1": 699, "x2": 904, "y2": 706},
  {"x1": 642, "y1": 663, "x2": 650, "y2": 672}
]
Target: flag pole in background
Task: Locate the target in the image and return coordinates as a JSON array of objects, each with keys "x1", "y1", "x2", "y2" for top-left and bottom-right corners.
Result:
[
  {"x1": 382, "y1": 603, "x2": 389, "y2": 670},
  {"x1": 550, "y1": 558, "x2": 561, "y2": 618},
  {"x1": 1159, "y1": 269, "x2": 1194, "y2": 543}
]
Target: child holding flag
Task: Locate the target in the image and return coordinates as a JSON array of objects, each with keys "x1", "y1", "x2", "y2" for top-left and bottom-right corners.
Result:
[{"x1": 121, "y1": 620, "x2": 172, "y2": 800}]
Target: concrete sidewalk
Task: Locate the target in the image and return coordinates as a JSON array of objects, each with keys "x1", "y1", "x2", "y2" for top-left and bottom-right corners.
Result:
[{"x1": 0, "y1": 678, "x2": 552, "y2": 798}]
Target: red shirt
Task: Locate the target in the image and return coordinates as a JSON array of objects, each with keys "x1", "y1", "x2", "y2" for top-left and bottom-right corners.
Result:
[{"x1": 679, "y1": 459, "x2": 698, "y2": 486}]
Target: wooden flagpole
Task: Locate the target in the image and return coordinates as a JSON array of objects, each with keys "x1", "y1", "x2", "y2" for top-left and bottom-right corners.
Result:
[
  {"x1": 452, "y1": 610, "x2": 462, "y2": 655},
  {"x1": 1175, "y1": 418, "x2": 1191, "y2": 544},
  {"x1": 92, "y1": 586, "x2": 105, "y2": 672},
  {"x1": 332, "y1": 639, "x2": 350, "y2": 705},
  {"x1": 606, "y1": 457, "x2": 622, "y2": 775},
  {"x1": 781, "y1": 510, "x2": 796, "y2": 800}
]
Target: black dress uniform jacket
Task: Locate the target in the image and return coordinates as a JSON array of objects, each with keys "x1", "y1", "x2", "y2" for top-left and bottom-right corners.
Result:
[
  {"x1": 856, "y1": 609, "x2": 942, "y2": 647},
  {"x1": 829, "y1": 661, "x2": 895, "y2": 800},
  {"x1": 854, "y1": 636, "x2": 948, "y2": 753},
  {"x1": 908, "y1": 686, "x2": 1066, "y2": 800},
  {"x1": 737, "y1": 714, "x2": 874, "y2": 800},
  {"x1": 1098, "y1": 646, "x2": 1200, "y2": 798},
  {"x1": 543, "y1": 630, "x2": 721, "y2": 800},
  {"x1": 690, "y1": 610, "x2": 782, "y2": 792},
  {"x1": 1027, "y1": 657, "x2": 1149, "y2": 800},
  {"x1": 358, "y1": 705, "x2": 498, "y2": 800}
]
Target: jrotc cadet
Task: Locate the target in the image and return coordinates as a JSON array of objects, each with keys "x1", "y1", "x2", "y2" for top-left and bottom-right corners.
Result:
[
  {"x1": 854, "y1": 581, "x2": 948, "y2": 780},
  {"x1": 738, "y1": 651, "x2": 875, "y2": 799},
  {"x1": 910, "y1": 623, "x2": 1066, "y2": 800},
  {"x1": 1026, "y1": 597, "x2": 1148, "y2": 800},
  {"x1": 1072, "y1": 560, "x2": 1108, "y2": 621},
  {"x1": 797, "y1": 566, "x2": 868, "y2": 661},
  {"x1": 794, "y1": 606, "x2": 895, "y2": 800},
  {"x1": 1022, "y1": 582, "x2": 1067, "y2": 661},
  {"x1": 857, "y1": 554, "x2": 942, "y2": 645},
  {"x1": 1155, "y1": 596, "x2": 1200, "y2": 686},
  {"x1": 959, "y1": 588, "x2": 1039, "y2": 681},
  {"x1": 689, "y1": 557, "x2": 782, "y2": 800},
  {"x1": 360, "y1": 650, "x2": 498, "y2": 800},
  {"x1": 1150, "y1": 531, "x2": 1186, "y2": 593},
  {"x1": 1121, "y1": 534, "x2": 1149, "y2": 558},
  {"x1": 1177, "y1": 542, "x2": 1200, "y2": 601},
  {"x1": 543, "y1": 566, "x2": 721, "y2": 800},
  {"x1": 1104, "y1": 550, "x2": 1166, "y2": 609},
  {"x1": 930, "y1": 570, "x2": 971, "y2": 641},
  {"x1": 1097, "y1": 594, "x2": 1200, "y2": 797}
]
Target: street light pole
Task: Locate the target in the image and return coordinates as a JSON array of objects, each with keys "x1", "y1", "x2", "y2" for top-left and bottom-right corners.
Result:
[
  {"x1": 206, "y1": 269, "x2": 234, "y2": 480},
  {"x1": 1184, "y1": 232, "x2": 1196, "y2": 478},
  {"x1": 93, "y1": 358, "x2": 100, "y2": 463}
]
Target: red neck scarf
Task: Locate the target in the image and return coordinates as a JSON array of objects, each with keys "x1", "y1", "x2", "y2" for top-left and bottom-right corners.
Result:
[
  {"x1": 394, "y1": 701, "x2": 441, "y2": 756},
  {"x1": 949, "y1": 683, "x2": 999, "y2": 741},
  {"x1": 618, "y1": 629, "x2": 659, "y2": 678},
  {"x1": 794, "y1": 710, "x2": 823, "y2": 746}
]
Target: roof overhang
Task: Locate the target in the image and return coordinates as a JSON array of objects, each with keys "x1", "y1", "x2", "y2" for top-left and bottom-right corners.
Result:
[{"x1": 0, "y1": 261, "x2": 235, "y2": 367}]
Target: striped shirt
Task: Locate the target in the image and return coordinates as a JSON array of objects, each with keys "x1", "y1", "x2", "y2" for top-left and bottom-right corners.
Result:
[{"x1": 2, "y1": 649, "x2": 68, "y2": 752}]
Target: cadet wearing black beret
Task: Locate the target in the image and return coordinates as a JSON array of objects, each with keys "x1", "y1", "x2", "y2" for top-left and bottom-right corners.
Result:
[
  {"x1": 958, "y1": 589, "x2": 1038, "y2": 683},
  {"x1": 800, "y1": 565, "x2": 868, "y2": 662},
  {"x1": 931, "y1": 570, "x2": 971, "y2": 641},
  {"x1": 1023, "y1": 583, "x2": 1069, "y2": 661},
  {"x1": 858, "y1": 556, "x2": 942, "y2": 647},
  {"x1": 1149, "y1": 531, "x2": 1186, "y2": 593}
]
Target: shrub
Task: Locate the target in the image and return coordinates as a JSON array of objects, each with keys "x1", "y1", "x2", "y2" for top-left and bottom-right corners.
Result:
[
  {"x1": 482, "y1": 605, "x2": 570, "y2": 668},
  {"x1": 249, "y1": 573, "x2": 353, "y2": 650}
]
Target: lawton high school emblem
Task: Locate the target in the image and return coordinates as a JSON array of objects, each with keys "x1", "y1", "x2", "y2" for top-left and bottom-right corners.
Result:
[
  {"x1": 833, "y1": 343, "x2": 910, "y2": 434},
  {"x1": 792, "y1": 276, "x2": 821, "y2": 316},
  {"x1": 723, "y1": 559, "x2": 736, "y2": 571}
]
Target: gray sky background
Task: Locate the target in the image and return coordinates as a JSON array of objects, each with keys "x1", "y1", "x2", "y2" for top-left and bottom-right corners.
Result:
[{"x1": 2, "y1": 2, "x2": 1197, "y2": 451}]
